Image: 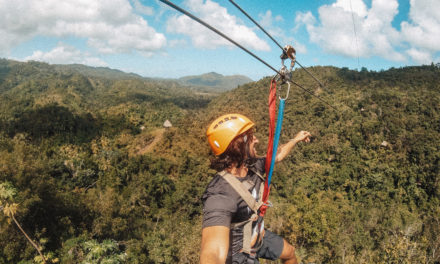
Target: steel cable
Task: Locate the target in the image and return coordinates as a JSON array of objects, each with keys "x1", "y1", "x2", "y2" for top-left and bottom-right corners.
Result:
[
  {"x1": 228, "y1": 0, "x2": 325, "y2": 88},
  {"x1": 159, "y1": 0, "x2": 337, "y2": 111}
]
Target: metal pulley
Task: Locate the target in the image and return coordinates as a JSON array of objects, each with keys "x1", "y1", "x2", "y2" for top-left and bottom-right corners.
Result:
[
  {"x1": 286, "y1": 45, "x2": 296, "y2": 68},
  {"x1": 274, "y1": 65, "x2": 291, "y2": 100},
  {"x1": 280, "y1": 45, "x2": 296, "y2": 61},
  {"x1": 278, "y1": 44, "x2": 296, "y2": 84},
  {"x1": 276, "y1": 65, "x2": 291, "y2": 84}
]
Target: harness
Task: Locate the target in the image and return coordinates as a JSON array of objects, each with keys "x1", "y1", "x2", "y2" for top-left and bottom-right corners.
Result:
[{"x1": 218, "y1": 170, "x2": 265, "y2": 257}]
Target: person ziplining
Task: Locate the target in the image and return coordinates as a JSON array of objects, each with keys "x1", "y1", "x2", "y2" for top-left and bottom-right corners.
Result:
[
  {"x1": 203, "y1": 114, "x2": 311, "y2": 263},
  {"x1": 158, "y1": 1, "x2": 334, "y2": 263},
  {"x1": 201, "y1": 44, "x2": 310, "y2": 264}
]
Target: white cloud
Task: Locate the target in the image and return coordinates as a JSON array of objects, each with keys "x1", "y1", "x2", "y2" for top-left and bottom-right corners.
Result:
[
  {"x1": 294, "y1": 11, "x2": 316, "y2": 33},
  {"x1": 293, "y1": 42, "x2": 308, "y2": 55},
  {"x1": 169, "y1": 39, "x2": 188, "y2": 48},
  {"x1": 295, "y1": 0, "x2": 440, "y2": 64},
  {"x1": 166, "y1": 0, "x2": 270, "y2": 51},
  {"x1": 132, "y1": 0, "x2": 153, "y2": 16},
  {"x1": 401, "y1": 0, "x2": 440, "y2": 54},
  {"x1": 259, "y1": 10, "x2": 284, "y2": 39},
  {"x1": 259, "y1": 10, "x2": 308, "y2": 54},
  {"x1": 24, "y1": 43, "x2": 108, "y2": 66},
  {"x1": 0, "y1": 0, "x2": 166, "y2": 55},
  {"x1": 406, "y1": 48, "x2": 433, "y2": 64},
  {"x1": 332, "y1": 0, "x2": 368, "y2": 17},
  {"x1": 295, "y1": 0, "x2": 405, "y2": 61}
]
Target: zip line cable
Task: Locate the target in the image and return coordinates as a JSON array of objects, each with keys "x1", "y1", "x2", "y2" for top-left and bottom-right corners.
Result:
[
  {"x1": 159, "y1": 0, "x2": 337, "y2": 111},
  {"x1": 228, "y1": 0, "x2": 325, "y2": 88},
  {"x1": 289, "y1": 80, "x2": 337, "y2": 111},
  {"x1": 228, "y1": 0, "x2": 283, "y2": 51},
  {"x1": 159, "y1": 0, "x2": 279, "y2": 74},
  {"x1": 228, "y1": 0, "x2": 353, "y2": 112},
  {"x1": 349, "y1": 0, "x2": 361, "y2": 69}
]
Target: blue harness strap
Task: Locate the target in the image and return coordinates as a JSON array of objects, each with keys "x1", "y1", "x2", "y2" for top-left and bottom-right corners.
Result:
[{"x1": 266, "y1": 98, "x2": 286, "y2": 187}]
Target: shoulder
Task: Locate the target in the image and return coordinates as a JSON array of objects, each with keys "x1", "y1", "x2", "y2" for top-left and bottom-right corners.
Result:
[
  {"x1": 202, "y1": 173, "x2": 240, "y2": 206},
  {"x1": 202, "y1": 173, "x2": 239, "y2": 228},
  {"x1": 202, "y1": 173, "x2": 238, "y2": 200},
  {"x1": 204, "y1": 174, "x2": 234, "y2": 195}
]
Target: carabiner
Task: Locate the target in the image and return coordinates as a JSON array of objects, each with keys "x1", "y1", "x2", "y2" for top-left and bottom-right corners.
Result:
[
  {"x1": 275, "y1": 65, "x2": 286, "y2": 83},
  {"x1": 279, "y1": 81, "x2": 290, "y2": 100},
  {"x1": 264, "y1": 200, "x2": 273, "y2": 208},
  {"x1": 276, "y1": 65, "x2": 292, "y2": 85}
]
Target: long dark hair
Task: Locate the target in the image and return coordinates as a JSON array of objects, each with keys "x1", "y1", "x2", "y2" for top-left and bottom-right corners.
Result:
[{"x1": 210, "y1": 129, "x2": 255, "y2": 172}]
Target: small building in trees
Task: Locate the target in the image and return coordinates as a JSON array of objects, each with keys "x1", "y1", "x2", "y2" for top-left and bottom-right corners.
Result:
[
  {"x1": 163, "y1": 120, "x2": 172, "y2": 128},
  {"x1": 380, "y1": 141, "x2": 389, "y2": 148}
]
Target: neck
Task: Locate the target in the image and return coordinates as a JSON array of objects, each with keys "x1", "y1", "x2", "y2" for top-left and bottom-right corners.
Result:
[{"x1": 227, "y1": 164, "x2": 248, "y2": 178}]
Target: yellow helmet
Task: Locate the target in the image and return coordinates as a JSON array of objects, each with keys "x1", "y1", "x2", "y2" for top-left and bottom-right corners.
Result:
[{"x1": 206, "y1": 114, "x2": 254, "y2": 156}]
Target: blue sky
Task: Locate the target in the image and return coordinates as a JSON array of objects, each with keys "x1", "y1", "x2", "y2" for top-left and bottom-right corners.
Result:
[{"x1": 1, "y1": 0, "x2": 439, "y2": 80}]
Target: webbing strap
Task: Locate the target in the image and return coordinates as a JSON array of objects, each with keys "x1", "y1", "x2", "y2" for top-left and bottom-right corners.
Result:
[
  {"x1": 262, "y1": 99, "x2": 286, "y2": 214},
  {"x1": 261, "y1": 80, "x2": 277, "y2": 217},
  {"x1": 264, "y1": 79, "x2": 277, "y2": 176},
  {"x1": 218, "y1": 171, "x2": 263, "y2": 213},
  {"x1": 230, "y1": 218, "x2": 251, "y2": 229},
  {"x1": 219, "y1": 171, "x2": 263, "y2": 255},
  {"x1": 262, "y1": 79, "x2": 288, "y2": 217},
  {"x1": 242, "y1": 218, "x2": 253, "y2": 254},
  {"x1": 266, "y1": 98, "x2": 286, "y2": 188},
  {"x1": 229, "y1": 212, "x2": 258, "y2": 255}
]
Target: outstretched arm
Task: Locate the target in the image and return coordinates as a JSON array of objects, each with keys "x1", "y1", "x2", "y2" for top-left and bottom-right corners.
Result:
[
  {"x1": 275, "y1": 131, "x2": 311, "y2": 162},
  {"x1": 200, "y1": 226, "x2": 230, "y2": 264}
]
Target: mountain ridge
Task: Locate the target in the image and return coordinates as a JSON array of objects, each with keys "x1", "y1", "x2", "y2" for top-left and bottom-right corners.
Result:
[
  {"x1": 0, "y1": 58, "x2": 252, "y2": 93},
  {"x1": 177, "y1": 71, "x2": 253, "y2": 91}
]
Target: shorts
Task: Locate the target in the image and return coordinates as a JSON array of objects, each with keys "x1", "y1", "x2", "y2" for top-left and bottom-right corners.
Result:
[{"x1": 229, "y1": 229, "x2": 284, "y2": 264}]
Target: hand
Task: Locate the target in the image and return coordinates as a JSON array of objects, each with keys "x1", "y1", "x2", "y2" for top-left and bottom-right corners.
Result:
[{"x1": 293, "y1": 131, "x2": 311, "y2": 143}]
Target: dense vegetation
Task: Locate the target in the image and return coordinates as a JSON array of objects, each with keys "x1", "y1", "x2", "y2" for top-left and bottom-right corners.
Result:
[
  {"x1": 177, "y1": 72, "x2": 253, "y2": 92},
  {"x1": 0, "y1": 59, "x2": 439, "y2": 263}
]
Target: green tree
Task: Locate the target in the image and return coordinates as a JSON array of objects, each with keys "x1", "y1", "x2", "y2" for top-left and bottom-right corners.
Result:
[{"x1": 0, "y1": 182, "x2": 47, "y2": 263}]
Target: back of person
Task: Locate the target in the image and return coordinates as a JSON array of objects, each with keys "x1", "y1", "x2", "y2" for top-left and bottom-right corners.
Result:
[{"x1": 202, "y1": 158, "x2": 265, "y2": 259}]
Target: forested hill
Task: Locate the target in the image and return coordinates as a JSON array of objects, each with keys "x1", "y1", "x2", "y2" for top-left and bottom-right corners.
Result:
[
  {"x1": 177, "y1": 72, "x2": 253, "y2": 92},
  {"x1": 196, "y1": 65, "x2": 440, "y2": 263},
  {"x1": 0, "y1": 60, "x2": 439, "y2": 263},
  {"x1": 0, "y1": 59, "x2": 213, "y2": 141}
]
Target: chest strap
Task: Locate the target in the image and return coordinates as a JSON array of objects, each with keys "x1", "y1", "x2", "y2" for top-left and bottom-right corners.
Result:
[{"x1": 218, "y1": 171, "x2": 263, "y2": 213}]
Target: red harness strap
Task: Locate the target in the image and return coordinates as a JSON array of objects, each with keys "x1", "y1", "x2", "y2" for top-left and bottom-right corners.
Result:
[{"x1": 261, "y1": 79, "x2": 277, "y2": 216}]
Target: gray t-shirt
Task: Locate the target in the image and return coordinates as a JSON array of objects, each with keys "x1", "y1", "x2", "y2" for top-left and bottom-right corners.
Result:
[{"x1": 202, "y1": 158, "x2": 266, "y2": 256}]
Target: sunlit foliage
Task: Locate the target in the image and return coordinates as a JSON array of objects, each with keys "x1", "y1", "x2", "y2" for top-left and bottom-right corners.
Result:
[{"x1": 0, "y1": 59, "x2": 439, "y2": 263}]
